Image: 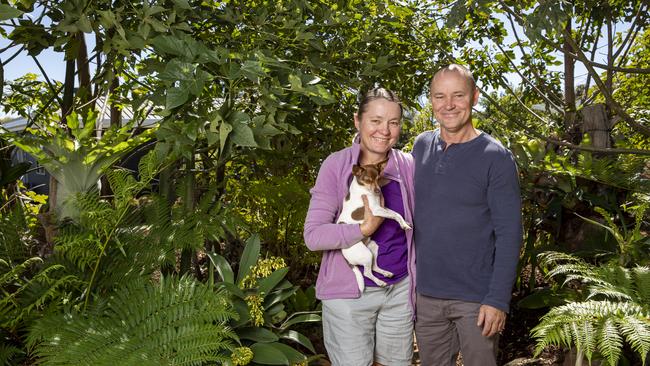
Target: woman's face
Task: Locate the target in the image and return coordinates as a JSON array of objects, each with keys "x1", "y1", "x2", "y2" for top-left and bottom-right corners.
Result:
[{"x1": 354, "y1": 98, "x2": 402, "y2": 164}]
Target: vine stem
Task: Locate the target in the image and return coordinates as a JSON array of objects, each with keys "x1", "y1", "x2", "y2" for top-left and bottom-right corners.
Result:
[
  {"x1": 83, "y1": 203, "x2": 131, "y2": 312},
  {"x1": 81, "y1": 159, "x2": 172, "y2": 312}
]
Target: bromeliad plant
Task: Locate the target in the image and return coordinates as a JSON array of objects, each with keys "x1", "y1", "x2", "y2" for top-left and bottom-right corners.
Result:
[
  {"x1": 532, "y1": 251, "x2": 650, "y2": 366},
  {"x1": 208, "y1": 235, "x2": 322, "y2": 366}
]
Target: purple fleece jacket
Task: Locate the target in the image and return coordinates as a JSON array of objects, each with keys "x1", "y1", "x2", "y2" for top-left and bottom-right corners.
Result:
[{"x1": 303, "y1": 139, "x2": 416, "y2": 315}]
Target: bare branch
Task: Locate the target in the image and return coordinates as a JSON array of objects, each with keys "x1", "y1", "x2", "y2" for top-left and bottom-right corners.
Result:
[
  {"x1": 561, "y1": 28, "x2": 650, "y2": 137},
  {"x1": 605, "y1": 14, "x2": 613, "y2": 94},
  {"x1": 612, "y1": 2, "x2": 646, "y2": 60},
  {"x1": 31, "y1": 55, "x2": 64, "y2": 107},
  {"x1": 493, "y1": 41, "x2": 562, "y2": 112},
  {"x1": 1, "y1": 46, "x2": 25, "y2": 66},
  {"x1": 499, "y1": 3, "x2": 650, "y2": 137},
  {"x1": 581, "y1": 20, "x2": 601, "y2": 105},
  {"x1": 477, "y1": 90, "x2": 650, "y2": 156},
  {"x1": 505, "y1": 12, "x2": 563, "y2": 106}
]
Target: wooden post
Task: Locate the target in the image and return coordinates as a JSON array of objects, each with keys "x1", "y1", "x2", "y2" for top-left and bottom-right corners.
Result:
[{"x1": 581, "y1": 104, "x2": 611, "y2": 149}]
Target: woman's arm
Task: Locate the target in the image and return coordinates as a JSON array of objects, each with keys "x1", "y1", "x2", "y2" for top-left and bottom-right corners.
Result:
[{"x1": 303, "y1": 156, "x2": 366, "y2": 251}]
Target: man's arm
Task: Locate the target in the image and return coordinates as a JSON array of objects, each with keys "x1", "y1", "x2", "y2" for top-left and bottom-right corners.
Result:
[{"x1": 482, "y1": 151, "x2": 523, "y2": 312}]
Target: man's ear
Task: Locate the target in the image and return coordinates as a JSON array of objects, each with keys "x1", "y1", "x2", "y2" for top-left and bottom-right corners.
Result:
[{"x1": 472, "y1": 87, "x2": 480, "y2": 106}]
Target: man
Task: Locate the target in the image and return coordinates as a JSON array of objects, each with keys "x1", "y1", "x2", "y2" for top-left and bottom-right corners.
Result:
[{"x1": 412, "y1": 64, "x2": 522, "y2": 366}]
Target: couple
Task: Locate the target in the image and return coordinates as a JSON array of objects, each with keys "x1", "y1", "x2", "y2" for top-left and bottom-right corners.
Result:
[{"x1": 304, "y1": 64, "x2": 523, "y2": 366}]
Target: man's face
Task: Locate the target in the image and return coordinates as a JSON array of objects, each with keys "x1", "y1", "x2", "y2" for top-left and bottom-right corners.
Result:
[{"x1": 430, "y1": 71, "x2": 479, "y2": 134}]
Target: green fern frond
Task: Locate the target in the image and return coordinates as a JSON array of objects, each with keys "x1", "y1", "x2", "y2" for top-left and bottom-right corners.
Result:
[
  {"x1": 617, "y1": 316, "x2": 650, "y2": 364},
  {"x1": 533, "y1": 300, "x2": 650, "y2": 366},
  {"x1": 0, "y1": 342, "x2": 24, "y2": 365},
  {"x1": 597, "y1": 318, "x2": 622, "y2": 366},
  {"x1": 0, "y1": 257, "x2": 42, "y2": 286},
  {"x1": 0, "y1": 258, "x2": 79, "y2": 329},
  {"x1": 631, "y1": 267, "x2": 650, "y2": 307},
  {"x1": 0, "y1": 204, "x2": 34, "y2": 263},
  {"x1": 28, "y1": 275, "x2": 237, "y2": 366}
]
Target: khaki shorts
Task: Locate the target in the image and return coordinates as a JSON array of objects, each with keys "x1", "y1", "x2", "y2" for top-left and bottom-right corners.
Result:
[{"x1": 322, "y1": 277, "x2": 413, "y2": 366}]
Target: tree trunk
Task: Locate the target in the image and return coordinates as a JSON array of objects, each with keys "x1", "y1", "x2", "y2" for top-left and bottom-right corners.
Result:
[{"x1": 581, "y1": 104, "x2": 611, "y2": 149}]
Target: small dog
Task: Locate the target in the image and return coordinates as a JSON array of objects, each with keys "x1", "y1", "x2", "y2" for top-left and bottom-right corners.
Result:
[{"x1": 337, "y1": 159, "x2": 412, "y2": 292}]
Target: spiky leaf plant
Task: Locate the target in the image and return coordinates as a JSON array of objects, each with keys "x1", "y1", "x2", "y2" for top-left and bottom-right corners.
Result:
[
  {"x1": 532, "y1": 252, "x2": 650, "y2": 365},
  {"x1": 27, "y1": 275, "x2": 237, "y2": 366}
]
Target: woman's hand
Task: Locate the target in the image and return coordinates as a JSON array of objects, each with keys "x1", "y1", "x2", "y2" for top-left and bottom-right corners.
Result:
[{"x1": 359, "y1": 195, "x2": 384, "y2": 237}]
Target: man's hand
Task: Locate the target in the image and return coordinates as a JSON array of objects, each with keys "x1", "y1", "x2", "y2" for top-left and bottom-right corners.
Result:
[
  {"x1": 359, "y1": 195, "x2": 384, "y2": 237},
  {"x1": 477, "y1": 304, "x2": 506, "y2": 337}
]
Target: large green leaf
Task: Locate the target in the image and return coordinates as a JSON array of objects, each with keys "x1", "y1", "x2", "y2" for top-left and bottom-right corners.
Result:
[
  {"x1": 250, "y1": 342, "x2": 289, "y2": 365},
  {"x1": 258, "y1": 268, "x2": 289, "y2": 296},
  {"x1": 0, "y1": 5, "x2": 23, "y2": 21},
  {"x1": 268, "y1": 342, "x2": 306, "y2": 364},
  {"x1": 236, "y1": 234, "x2": 260, "y2": 284},
  {"x1": 218, "y1": 282, "x2": 245, "y2": 300},
  {"x1": 280, "y1": 330, "x2": 316, "y2": 353},
  {"x1": 279, "y1": 314, "x2": 321, "y2": 330},
  {"x1": 237, "y1": 327, "x2": 279, "y2": 343},
  {"x1": 206, "y1": 252, "x2": 234, "y2": 284},
  {"x1": 165, "y1": 87, "x2": 189, "y2": 110}
]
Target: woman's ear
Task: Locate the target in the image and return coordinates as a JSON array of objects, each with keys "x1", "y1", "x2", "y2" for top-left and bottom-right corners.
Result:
[{"x1": 353, "y1": 112, "x2": 360, "y2": 130}]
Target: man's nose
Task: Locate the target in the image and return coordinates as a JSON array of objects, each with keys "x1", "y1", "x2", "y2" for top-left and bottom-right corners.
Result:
[{"x1": 444, "y1": 98, "x2": 455, "y2": 109}]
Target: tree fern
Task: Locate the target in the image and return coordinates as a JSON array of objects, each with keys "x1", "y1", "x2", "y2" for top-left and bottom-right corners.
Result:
[
  {"x1": 534, "y1": 252, "x2": 650, "y2": 365},
  {"x1": 27, "y1": 275, "x2": 237, "y2": 366}
]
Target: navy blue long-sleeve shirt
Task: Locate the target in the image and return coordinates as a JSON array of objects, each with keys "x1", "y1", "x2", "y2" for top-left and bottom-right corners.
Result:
[{"x1": 412, "y1": 129, "x2": 522, "y2": 312}]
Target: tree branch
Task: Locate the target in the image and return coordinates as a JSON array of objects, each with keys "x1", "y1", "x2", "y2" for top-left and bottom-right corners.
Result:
[
  {"x1": 477, "y1": 90, "x2": 650, "y2": 156},
  {"x1": 499, "y1": 3, "x2": 650, "y2": 137},
  {"x1": 493, "y1": 41, "x2": 562, "y2": 112},
  {"x1": 612, "y1": 2, "x2": 646, "y2": 60},
  {"x1": 506, "y1": 12, "x2": 563, "y2": 106},
  {"x1": 561, "y1": 28, "x2": 650, "y2": 137}
]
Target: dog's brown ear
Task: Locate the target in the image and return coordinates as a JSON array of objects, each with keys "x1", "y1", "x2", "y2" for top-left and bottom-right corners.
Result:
[
  {"x1": 376, "y1": 158, "x2": 389, "y2": 173},
  {"x1": 378, "y1": 177, "x2": 391, "y2": 187},
  {"x1": 352, "y1": 165, "x2": 364, "y2": 176}
]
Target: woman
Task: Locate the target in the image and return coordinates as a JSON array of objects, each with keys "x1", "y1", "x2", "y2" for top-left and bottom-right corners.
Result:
[{"x1": 303, "y1": 87, "x2": 415, "y2": 366}]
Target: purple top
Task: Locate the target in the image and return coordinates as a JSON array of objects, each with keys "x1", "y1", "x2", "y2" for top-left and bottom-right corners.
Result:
[
  {"x1": 365, "y1": 180, "x2": 408, "y2": 287},
  {"x1": 303, "y1": 138, "x2": 416, "y2": 317}
]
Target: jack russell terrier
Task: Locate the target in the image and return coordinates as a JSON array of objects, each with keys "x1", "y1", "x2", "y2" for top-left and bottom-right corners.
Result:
[{"x1": 337, "y1": 159, "x2": 411, "y2": 292}]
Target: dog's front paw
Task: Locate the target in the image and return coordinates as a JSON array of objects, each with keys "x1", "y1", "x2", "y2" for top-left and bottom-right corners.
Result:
[{"x1": 400, "y1": 222, "x2": 412, "y2": 230}]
